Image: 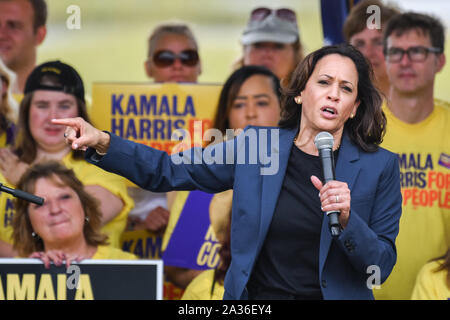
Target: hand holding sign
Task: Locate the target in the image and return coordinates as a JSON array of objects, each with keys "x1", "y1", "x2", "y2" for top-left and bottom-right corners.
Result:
[
  {"x1": 30, "y1": 250, "x2": 86, "y2": 269},
  {"x1": 51, "y1": 117, "x2": 111, "y2": 154}
]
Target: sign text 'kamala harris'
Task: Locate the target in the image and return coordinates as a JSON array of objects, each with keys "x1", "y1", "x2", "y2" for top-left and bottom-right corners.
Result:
[{"x1": 90, "y1": 82, "x2": 222, "y2": 154}]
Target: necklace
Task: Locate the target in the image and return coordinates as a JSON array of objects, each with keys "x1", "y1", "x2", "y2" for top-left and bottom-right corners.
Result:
[{"x1": 293, "y1": 135, "x2": 340, "y2": 150}]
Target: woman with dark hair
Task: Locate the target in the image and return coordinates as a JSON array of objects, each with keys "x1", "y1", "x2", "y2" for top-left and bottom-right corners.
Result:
[
  {"x1": 279, "y1": 44, "x2": 386, "y2": 152},
  {"x1": 54, "y1": 44, "x2": 402, "y2": 300},
  {"x1": 162, "y1": 65, "x2": 281, "y2": 291},
  {"x1": 212, "y1": 65, "x2": 281, "y2": 134}
]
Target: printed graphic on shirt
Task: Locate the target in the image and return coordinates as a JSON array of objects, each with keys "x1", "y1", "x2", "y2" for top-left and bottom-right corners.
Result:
[
  {"x1": 398, "y1": 153, "x2": 450, "y2": 209},
  {"x1": 438, "y1": 153, "x2": 450, "y2": 170}
]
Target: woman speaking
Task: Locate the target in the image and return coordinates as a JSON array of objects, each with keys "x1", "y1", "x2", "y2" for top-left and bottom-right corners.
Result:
[{"x1": 53, "y1": 44, "x2": 402, "y2": 300}]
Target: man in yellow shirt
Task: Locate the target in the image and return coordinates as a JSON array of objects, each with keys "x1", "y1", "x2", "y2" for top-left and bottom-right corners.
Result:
[{"x1": 375, "y1": 12, "x2": 450, "y2": 300}]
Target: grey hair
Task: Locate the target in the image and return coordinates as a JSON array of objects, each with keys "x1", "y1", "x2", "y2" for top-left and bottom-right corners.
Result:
[{"x1": 147, "y1": 22, "x2": 199, "y2": 58}]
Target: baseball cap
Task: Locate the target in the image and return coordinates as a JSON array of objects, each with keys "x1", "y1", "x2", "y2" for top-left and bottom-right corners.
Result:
[
  {"x1": 241, "y1": 7, "x2": 300, "y2": 45},
  {"x1": 24, "y1": 60, "x2": 85, "y2": 103}
]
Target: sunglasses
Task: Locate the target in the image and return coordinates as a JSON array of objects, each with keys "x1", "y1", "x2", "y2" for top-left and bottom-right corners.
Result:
[
  {"x1": 152, "y1": 50, "x2": 199, "y2": 68},
  {"x1": 250, "y1": 7, "x2": 297, "y2": 23}
]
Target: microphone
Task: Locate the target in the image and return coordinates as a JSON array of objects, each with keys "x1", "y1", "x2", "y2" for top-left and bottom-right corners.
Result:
[
  {"x1": 314, "y1": 131, "x2": 342, "y2": 237},
  {"x1": 0, "y1": 183, "x2": 44, "y2": 205}
]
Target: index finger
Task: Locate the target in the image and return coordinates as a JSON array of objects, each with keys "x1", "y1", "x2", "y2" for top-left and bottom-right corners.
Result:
[{"x1": 51, "y1": 117, "x2": 82, "y2": 128}]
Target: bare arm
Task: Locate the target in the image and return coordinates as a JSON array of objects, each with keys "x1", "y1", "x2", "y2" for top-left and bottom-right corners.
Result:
[
  {"x1": 84, "y1": 185, "x2": 124, "y2": 225},
  {"x1": 0, "y1": 239, "x2": 17, "y2": 257},
  {"x1": 164, "y1": 265, "x2": 202, "y2": 289}
]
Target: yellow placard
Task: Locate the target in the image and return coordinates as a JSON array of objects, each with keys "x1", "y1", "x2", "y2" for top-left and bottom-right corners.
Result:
[{"x1": 91, "y1": 82, "x2": 222, "y2": 154}]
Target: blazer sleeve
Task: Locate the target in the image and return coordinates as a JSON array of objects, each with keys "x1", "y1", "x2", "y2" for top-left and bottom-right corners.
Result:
[
  {"x1": 336, "y1": 152, "x2": 402, "y2": 283},
  {"x1": 85, "y1": 133, "x2": 236, "y2": 194}
]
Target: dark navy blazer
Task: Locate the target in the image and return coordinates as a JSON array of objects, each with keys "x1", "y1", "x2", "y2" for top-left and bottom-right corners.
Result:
[{"x1": 86, "y1": 126, "x2": 402, "y2": 300}]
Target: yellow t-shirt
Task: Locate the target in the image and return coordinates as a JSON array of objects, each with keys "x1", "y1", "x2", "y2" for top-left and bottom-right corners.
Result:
[
  {"x1": 181, "y1": 269, "x2": 224, "y2": 300},
  {"x1": 0, "y1": 153, "x2": 134, "y2": 249},
  {"x1": 92, "y1": 245, "x2": 138, "y2": 260},
  {"x1": 62, "y1": 153, "x2": 134, "y2": 248},
  {"x1": 0, "y1": 131, "x2": 8, "y2": 148},
  {"x1": 162, "y1": 191, "x2": 190, "y2": 251},
  {"x1": 0, "y1": 174, "x2": 15, "y2": 243},
  {"x1": 411, "y1": 259, "x2": 450, "y2": 300},
  {"x1": 374, "y1": 101, "x2": 450, "y2": 300}
]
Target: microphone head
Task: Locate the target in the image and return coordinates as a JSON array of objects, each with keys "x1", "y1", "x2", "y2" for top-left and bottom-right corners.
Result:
[{"x1": 314, "y1": 131, "x2": 334, "y2": 150}]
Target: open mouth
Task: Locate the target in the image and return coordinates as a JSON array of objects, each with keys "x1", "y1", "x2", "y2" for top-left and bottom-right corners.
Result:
[
  {"x1": 45, "y1": 127, "x2": 63, "y2": 135},
  {"x1": 321, "y1": 106, "x2": 337, "y2": 115}
]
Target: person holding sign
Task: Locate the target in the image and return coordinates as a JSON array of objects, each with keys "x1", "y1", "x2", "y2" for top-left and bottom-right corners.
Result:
[
  {"x1": 0, "y1": 61, "x2": 133, "y2": 250},
  {"x1": 144, "y1": 22, "x2": 201, "y2": 84},
  {"x1": 162, "y1": 65, "x2": 282, "y2": 291},
  {"x1": 126, "y1": 23, "x2": 203, "y2": 236},
  {"x1": 54, "y1": 44, "x2": 402, "y2": 300},
  {"x1": 12, "y1": 161, "x2": 137, "y2": 266}
]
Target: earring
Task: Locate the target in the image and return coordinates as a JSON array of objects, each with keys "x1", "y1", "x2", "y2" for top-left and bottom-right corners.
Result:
[
  {"x1": 350, "y1": 113, "x2": 355, "y2": 119},
  {"x1": 85, "y1": 216, "x2": 89, "y2": 223},
  {"x1": 294, "y1": 96, "x2": 302, "y2": 104},
  {"x1": 31, "y1": 231, "x2": 40, "y2": 240}
]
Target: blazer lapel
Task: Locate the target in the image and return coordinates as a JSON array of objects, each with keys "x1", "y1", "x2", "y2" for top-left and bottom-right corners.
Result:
[
  {"x1": 319, "y1": 133, "x2": 361, "y2": 275},
  {"x1": 257, "y1": 127, "x2": 297, "y2": 251}
]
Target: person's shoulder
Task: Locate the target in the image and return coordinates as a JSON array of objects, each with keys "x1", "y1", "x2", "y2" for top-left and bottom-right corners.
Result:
[
  {"x1": 243, "y1": 125, "x2": 294, "y2": 138},
  {"x1": 358, "y1": 142, "x2": 397, "y2": 161},
  {"x1": 244, "y1": 125, "x2": 289, "y2": 131},
  {"x1": 94, "y1": 245, "x2": 139, "y2": 260},
  {"x1": 434, "y1": 98, "x2": 450, "y2": 109},
  {"x1": 182, "y1": 269, "x2": 224, "y2": 300},
  {"x1": 418, "y1": 259, "x2": 444, "y2": 276},
  {"x1": 374, "y1": 145, "x2": 398, "y2": 159},
  {"x1": 434, "y1": 98, "x2": 450, "y2": 116},
  {"x1": 357, "y1": 144, "x2": 399, "y2": 173}
]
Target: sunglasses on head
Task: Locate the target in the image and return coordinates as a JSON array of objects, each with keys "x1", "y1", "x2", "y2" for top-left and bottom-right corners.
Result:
[
  {"x1": 250, "y1": 7, "x2": 297, "y2": 23},
  {"x1": 152, "y1": 50, "x2": 199, "y2": 68}
]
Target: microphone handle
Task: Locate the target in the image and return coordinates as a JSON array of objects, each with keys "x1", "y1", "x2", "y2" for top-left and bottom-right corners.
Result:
[
  {"x1": 319, "y1": 148, "x2": 342, "y2": 237},
  {"x1": 0, "y1": 183, "x2": 44, "y2": 205}
]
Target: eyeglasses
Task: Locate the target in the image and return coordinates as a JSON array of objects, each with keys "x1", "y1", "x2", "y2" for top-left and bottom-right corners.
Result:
[
  {"x1": 385, "y1": 46, "x2": 442, "y2": 63},
  {"x1": 250, "y1": 7, "x2": 297, "y2": 23},
  {"x1": 152, "y1": 50, "x2": 199, "y2": 68}
]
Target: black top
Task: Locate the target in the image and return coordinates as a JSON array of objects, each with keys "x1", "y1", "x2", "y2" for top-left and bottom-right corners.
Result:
[{"x1": 247, "y1": 145, "x2": 339, "y2": 300}]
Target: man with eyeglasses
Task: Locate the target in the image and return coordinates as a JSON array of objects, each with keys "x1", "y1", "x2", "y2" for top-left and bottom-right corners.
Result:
[{"x1": 374, "y1": 12, "x2": 450, "y2": 300}]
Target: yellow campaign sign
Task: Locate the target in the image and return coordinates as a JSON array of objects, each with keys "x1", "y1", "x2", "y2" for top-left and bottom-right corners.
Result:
[{"x1": 90, "y1": 83, "x2": 222, "y2": 154}]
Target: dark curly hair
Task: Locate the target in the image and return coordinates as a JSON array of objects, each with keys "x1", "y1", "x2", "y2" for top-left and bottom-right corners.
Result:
[{"x1": 279, "y1": 44, "x2": 386, "y2": 152}]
